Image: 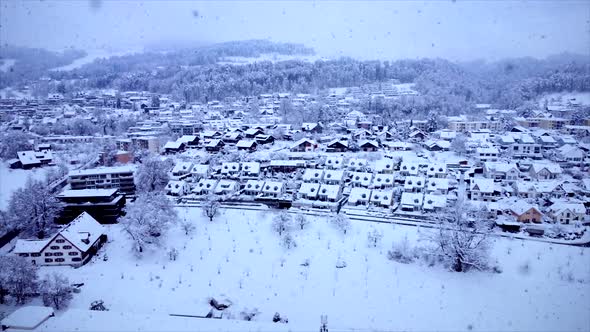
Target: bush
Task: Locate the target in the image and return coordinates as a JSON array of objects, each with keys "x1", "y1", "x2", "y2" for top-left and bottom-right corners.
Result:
[{"x1": 387, "y1": 236, "x2": 415, "y2": 264}]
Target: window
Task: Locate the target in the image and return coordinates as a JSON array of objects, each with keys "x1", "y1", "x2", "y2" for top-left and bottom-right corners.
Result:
[
  {"x1": 45, "y1": 258, "x2": 53, "y2": 263},
  {"x1": 72, "y1": 258, "x2": 82, "y2": 262},
  {"x1": 50, "y1": 246, "x2": 60, "y2": 250},
  {"x1": 63, "y1": 245, "x2": 72, "y2": 249},
  {"x1": 19, "y1": 253, "x2": 29, "y2": 257},
  {"x1": 31, "y1": 253, "x2": 41, "y2": 257},
  {"x1": 56, "y1": 239, "x2": 65, "y2": 243},
  {"x1": 45, "y1": 252, "x2": 53, "y2": 256},
  {"x1": 55, "y1": 258, "x2": 65, "y2": 262},
  {"x1": 69, "y1": 251, "x2": 79, "y2": 256}
]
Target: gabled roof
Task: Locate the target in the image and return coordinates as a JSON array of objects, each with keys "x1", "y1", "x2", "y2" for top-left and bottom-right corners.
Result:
[
  {"x1": 236, "y1": 140, "x2": 256, "y2": 148},
  {"x1": 59, "y1": 212, "x2": 105, "y2": 252}
]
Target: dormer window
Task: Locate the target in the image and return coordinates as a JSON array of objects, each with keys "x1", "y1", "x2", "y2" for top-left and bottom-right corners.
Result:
[{"x1": 414, "y1": 199, "x2": 419, "y2": 203}]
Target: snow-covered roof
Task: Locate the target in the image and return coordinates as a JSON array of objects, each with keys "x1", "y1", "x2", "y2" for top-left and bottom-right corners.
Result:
[
  {"x1": 323, "y1": 170, "x2": 345, "y2": 182},
  {"x1": 399, "y1": 161, "x2": 419, "y2": 175},
  {"x1": 190, "y1": 164, "x2": 209, "y2": 175},
  {"x1": 484, "y1": 162, "x2": 518, "y2": 174},
  {"x1": 318, "y1": 184, "x2": 340, "y2": 199},
  {"x1": 205, "y1": 139, "x2": 222, "y2": 147},
  {"x1": 548, "y1": 201, "x2": 586, "y2": 215},
  {"x1": 58, "y1": 188, "x2": 118, "y2": 198},
  {"x1": 166, "y1": 180, "x2": 188, "y2": 194},
  {"x1": 359, "y1": 140, "x2": 379, "y2": 148},
  {"x1": 221, "y1": 162, "x2": 240, "y2": 173},
  {"x1": 375, "y1": 159, "x2": 395, "y2": 172},
  {"x1": 325, "y1": 156, "x2": 344, "y2": 168},
  {"x1": 531, "y1": 162, "x2": 562, "y2": 175},
  {"x1": 349, "y1": 187, "x2": 371, "y2": 204},
  {"x1": 1, "y1": 306, "x2": 54, "y2": 330},
  {"x1": 404, "y1": 176, "x2": 426, "y2": 190},
  {"x1": 508, "y1": 202, "x2": 540, "y2": 216},
  {"x1": 241, "y1": 162, "x2": 260, "y2": 174},
  {"x1": 245, "y1": 180, "x2": 265, "y2": 192},
  {"x1": 299, "y1": 182, "x2": 320, "y2": 198},
  {"x1": 291, "y1": 138, "x2": 318, "y2": 149},
  {"x1": 302, "y1": 168, "x2": 324, "y2": 182},
  {"x1": 59, "y1": 212, "x2": 106, "y2": 252},
  {"x1": 373, "y1": 173, "x2": 394, "y2": 186},
  {"x1": 12, "y1": 238, "x2": 50, "y2": 254},
  {"x1": 423, "y1": 194, "x2": 447, "y2": 210},
  {"x1": 476, "y1": 147, "x2": 499, "y2": 154},
  {"x1": 196, "y1": 179, "x2": 217, "y2": 191},
  {"x1": 538, "y1": 135, "x2": 556, "y2": 143},
  {"x1": 215, "y1": 180, "x2": 238, "y2": 193},
  {"x1": 269, "y1": 160, "x2": 306, "y2": 167},
  {"x1": 69, "y1": 166, "x2": 135, "y2": 177},
  {"x1": 172, "y1": 161, "x2": 193, "y2": 174},
  {"x1": 327, "y1": 139, "x2": 348, "y2": 148},
  {"x1": 470, "y1": 178, "x2": 495, "y2": 193},
  {"x1": 164, "y1": 141, "x2": 183, "y2": 150},
  {"x1": 263, "y1": 181, "x2": 284, "y2": 194},
  {"x1": 350, "y1": 172, "x2": 373, "y2": 187},
  {"x1": 401, "y1": 192, "x2": 423, "y2": 207},
  {"x1": 427, "y1": 178, "x2": 449, "y2": 191},
  {"x1": 16, "y1": 150, "x2": 41, "y2": 166},
  {"x1": 236, "y1": 140, "x2": 256, "y2": 148},
  {"x1": 177, "y1": 135, "x2": 198, "y2": 143},
  {"x1": 370, "y1": 189, "x2": 393, "y2": 206},
  {"x1": 426, "y1": 163, "x2": 447, "y2": 175},
  {"x1": 347, "y1": 158, "x2": 368, "y2": 170}
]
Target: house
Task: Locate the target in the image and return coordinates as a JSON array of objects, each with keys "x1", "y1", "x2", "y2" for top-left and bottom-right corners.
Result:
[
  {"x1": 358, "y1": 140, "x2": 380, "y2": 152},
  {"x1": 375, "y1": 158, "x2": 395, "y2": 174},
  {"x1": 383, "y1": 141, "x2": 413, "y2": 151},
  {"x1": 529, "y1": 162, "x2": 562, "y2": 180},
  {"x1": 423, "y1": 194, "x2": 447, "y2": 212},
  {"x1": 236, "y1": 140, "x2": 257, "y2": 152},
  {"x1": 290, "y1": 138, "x2": 318, "y2": 152},
  {"x1": 68, "y1": 166, "x2": 136, "y2": 196},
  {"x1": 352, "y1": 129, "x2": 373, "y2": 140},
  {"x1": 323, "y1": 170, "x2": 345, "y2": 185},
  {"x1": 556, "y1": 145, "x2": 586, "y2": 166},
  {"x1": 400, "y1": 192, "x2": 423, "y2": 212},
  {"x1": 163, "y1": 141, "x2": 185, "y2": 154},
  {"x1": 177, "y1": 135, "x2": 199, "y2": 148},
  {"x1": 404, "y1": 176, "x2": 426, "y2": 193},
  {"x1": 369, "y1": 190, "x2": 393, "y2": 208},
  {"x1": 205, "y1": 139, "x2": 225, "y2": 152},
  {"x1": 298, "y1": 182, "x2": 320, "y2": 200},
  {"x1": 202, "y1": 130, "x2": 222, "y2": 139},
  {"x1": 171, "y1": 161, "x2": 193, "y2": 179},
  {"x1": 190, "y1": 164, "x2": 209, "y2": 180},
  {"x1": 14, "y1": 150, "x2": 53, "y2": 169},
  {"x1": 508, "y1": 203, "x2": 542, "y2": 223},
  {"x1": 547, "y1": 201, "x2": 586, "y2": 224},
  {"x1": 194, "y1": 179, "x2": 217, "y2": 195},
  {"x1": 325, "y1": 156, "x2": 344, "y2": 169},
  {"x1": 347, "y1": 158, "x2": 368, "y2": 172},
  {"x1": 426, "y1": 164, "x2": 447, "y2": 178},
  {"x1": 426, "y1": 178, "x2": 449, "y2": 195},
  {"x1": 301, "y1": 122, "x2": 323, "y2": 133},
  {"x1": 255, "y1": 134, "x2": 275, "y2": 145},
  {"x1": 221, "y1": 162, "x2": 241, "y2": 177},
  {"x1": 350, "y1": 172, "x2": 373, "y2": 187},
  {"x1": 372, "y1": 173, "x2": 395, "y2": 189},
  {"x1": 241, "y1": 162, "x2": 260, "y2": 178},
  {"x1": 399, "y1": 161, "x2": 419, "y2": 176},
  {"x1": 302, "y1": 169, "x2": 324, "y2": 183},
  {"x1": 318, "y1": 184, "x2": 341, "y2": 202},
  {"x1": 244, "y1": 128, "x2": 264, "y2": 138},
  {"x1": 56, "y1": 188, "x2": 125, "y2": 224},
  {"x1": 470, "y1": 178, "x2": 498, "y2": 202},
  {"x1": 244, "y1": 180, "x2": 265, "y2": 196},
  {"x1": 484, "y1": 162, "x2": 519, "y2": 184},
  {"x1": 326, "y1": 140, "x2": 349, "y2": 152},
  {"x1": 476, "y1": 147, "x2": 499, "y2": 162},
  {"x1": 512, "y1": 134, "x2": 542, "y2": 159},
  {"x1": 0, "y1": 306, "x2": 54, "y2": 330},
  {"x1": 423, "y1": 140, "x2": 450, "y2": 151},
  {"x1": 12, "y1": 212, "x2": 107, "y2": 267},
  {"x1": 214, "y1": 180, "x2": 239, "y2": 195},
  {"x1": 165, "y1": 180, "x2": 190, "y2": 196},
  {"x1": 223, "y1": 132, "x2": 243, "y2": 144},
  {"x1": 262, "y1": 181, "x2": 286, "y2": 199},
  {"x1": 348, "y1": 187, "x2": 372, "y2": 206},
  {"x1": 408, "y1": 130, "x2": 426, "y2": 141},
  {"x1": 268, "y1": 160, "x2": 306, "y2": 173}
]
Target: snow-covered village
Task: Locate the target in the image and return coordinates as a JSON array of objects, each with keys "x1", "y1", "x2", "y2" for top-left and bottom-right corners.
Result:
[{"x1": 1, "y1": 1, "x2": 589, "y2": 332}]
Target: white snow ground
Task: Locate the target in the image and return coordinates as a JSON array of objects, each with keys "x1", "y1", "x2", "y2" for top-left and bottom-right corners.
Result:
[
  {"x1": 34, "y1": 207, "x2": 590, "y2": 332},
  {"x1": 0, "y1": 162, "x2": 53, "y2": 210}
]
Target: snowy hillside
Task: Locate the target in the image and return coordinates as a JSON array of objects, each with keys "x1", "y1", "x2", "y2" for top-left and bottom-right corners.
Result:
[{"x1": 32, "y1": 207, "x2": 590, "y2": 331}]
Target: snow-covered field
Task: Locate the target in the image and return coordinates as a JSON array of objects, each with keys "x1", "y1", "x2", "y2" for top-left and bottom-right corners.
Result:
[
  {"x1": 0, "y1": 163, "x2": 53, "y2": 209},
  {"x1": 51, "y1": 48, "x2": 141, "y2": 71},
  {"x1": 540, "y1": 91, "x2": 590, "y2": 106},
  {"x1": 38, "y1": 207, "x2": 590, "y2": 331}
]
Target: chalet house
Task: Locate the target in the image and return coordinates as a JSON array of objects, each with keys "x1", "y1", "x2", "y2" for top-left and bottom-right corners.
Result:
[
  {"x1": 194, "y1": 179, "x2": 218, "y2": 195},
  {"x1": 470, "y1": 178, "x2": 499, "y2": 202},
  {"x1": 400, "y1": 192, "x2": 423, "y2": 212},
  {"x1": 244, "y1": 180, "x2": 265, "y2": 196},
  {"x1": 318, "y1": 184, "x2": 341, "y2": 202},
  {"x1": 291, "y1": 138, "x2": 318, "y2": 152},
  {"x1": 547, "y1": 202, "x2": 586, "y2": 224},
  {"x1": 203, "y1": 130, "x2": 222, "y2": 139},
  {"x1": 12, "y1": 212, "x2": 107, "y2": 267},
  {"x1": 214, "y1": 180, "x2": 240, "y2": 195},
  {"x1": 377, "y1": 131, "x2": 395, "y2": 142},
  {"x1": 326, "y1": 140, "x2": 349, "y2": 153},
  {"x1": 255, "y1": 134, "x2": 275, "y2": 145},
  {"x1": 171, "y1": 161, "x2": 193, "y2": 179},
  {"x1": 408, "y1": 130, "x2": 426, "y2": 141},
  {"x1": 11, "y1": 150, "x2": 53, "y2": 169},
  {"x1": 223, "y1": 132, "x2": 243, "y2": 144},
  {"x1": 348, "y1": 187, "x2": 372, "y2": 206},
  {"x1": 556, "y1": 145, "x2": 586, "y2": 166},
  {"x1": 352, "y1": 129, "x2": 373, "y2": 140},
  {"x1": 350, "y1": 172, "x2": 373, "y2": 188},
  {"x1": 205, "y1": 139, "x2": 225, "y2": 152},
  {"x1": 298, "y1": 182, "x2": 320, "y2": 200},
  {"x1": 165, "y1": 180, "x2": 190, "y2": 196},
  {"x1": 262, "y1": 181, "x2": 286, "y2": 199},
  {"x1": 163, "y1": 141, "x2": 185, "y2": 154},
  {"x1": 301, "y1": 122, "x2": 323, "y2": 133},
  {"x1": 359, "y1": 140, "x2": 379, "y2": 152},
  {"x1": 244, "y1": 128, "x2": 264, "y2": 138},
  {"x1": 423, "y1": 140, "x2": 450, "y2": 151},
  {"x1": 56, "y1": 188, "x2": 125, "y2": 224},
  {"x1": 508, "y1": 204, "x2": 542, "y2": 223},
  {"x1": 323, "y1": 170, "x2": 345, "y2": 185},
  {"x1": 529, "y1": 162, "x2": 562, "y2": 180},
  {"x1": 236, "y1": 140, "x2": 257, "y2": 152},
  {"x1": 302, "y1": 169, "x2": 324, "y2": 183},
  {"x1": 177, "y1": 135, "x2": 199, "y2": 148},
  {"x1": 370, "y1": 190, "x2": 393, "y2": 208},
  {"x1": 484, "y1": 162, "x2": 519, "y2": 184},
  {"x1": 325, "y1": 156, "x2": 344, "y2": 169},
  {"x1": 241, "y1": 162, "x2": 261, "y2": 178}
]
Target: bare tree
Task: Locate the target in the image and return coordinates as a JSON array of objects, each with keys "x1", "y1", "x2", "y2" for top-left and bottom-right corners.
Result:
[
  {"x1": 367, "y1": 227, "x2": 383, "y2": 248},
  {"x1": 202, "y1": 194, "x2": 221, "y2": 222},
  {"x1": 39, "y1": 273, "x2": 73, "y2": 310},
  {"x1": 331, "y1": 214, "x2": 350, "y2": 235},
  {"x1": 272, "y1": 212, "x2": 292, "y2": 236},
  {"x1": 294, "y1": 214, "x2": 309, "y2": 230},
  {"x1": 181, "y1": 220, "x2": 196, "y2": 236},
  {"x1": 135, "y1": 155, "x2": 172, "y2": 193}
]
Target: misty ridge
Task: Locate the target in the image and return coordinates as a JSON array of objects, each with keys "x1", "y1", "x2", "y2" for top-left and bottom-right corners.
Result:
[{"x1": 1, "y1": 40, "x2": 589, "y2": 120}]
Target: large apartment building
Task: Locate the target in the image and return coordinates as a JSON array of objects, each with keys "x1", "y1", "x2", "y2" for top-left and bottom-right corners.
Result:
[{"x1": 68, "y1": 166, "x2": 136, "y2": 195}]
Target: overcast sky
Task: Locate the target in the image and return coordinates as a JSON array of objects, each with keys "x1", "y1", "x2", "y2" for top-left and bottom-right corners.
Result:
[{"x1": 1, "y1": 0, "x2": 589, "y2": 60}]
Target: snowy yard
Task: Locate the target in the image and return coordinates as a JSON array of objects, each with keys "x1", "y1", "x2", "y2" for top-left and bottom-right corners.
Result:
[
  {"x1": 0, "y1": 162, "x2": 54, "y2": 210},
  {"x1": 37, "y1": 207, "x2": 590, "y2": 331}
]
